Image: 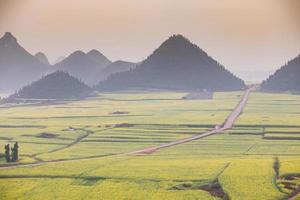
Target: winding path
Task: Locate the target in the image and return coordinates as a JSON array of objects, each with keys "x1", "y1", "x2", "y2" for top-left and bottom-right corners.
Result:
[{"x1": 133, "y1": 87, "x2": 254, "y2": 154}]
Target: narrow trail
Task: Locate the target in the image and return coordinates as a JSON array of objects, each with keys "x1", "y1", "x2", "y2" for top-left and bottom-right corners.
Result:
[
  {"x1": 132, "y1": 87, "x2": 254, "y2": 154},
  {"x1": 41, "y1": 128, "x2": 94, "y2": 154},
  {"x1": 0, "y1": 128, "x2": 114, "y2": 170},
  {"x1": 0, "y1": 154, "x2": 115, "y2": 170},
  {"x1": 34, "y1": 127, "x2": 114, "y2": 156},
  {"x1": 0, "y1": 88, "x2": 254, "y2": 170}
]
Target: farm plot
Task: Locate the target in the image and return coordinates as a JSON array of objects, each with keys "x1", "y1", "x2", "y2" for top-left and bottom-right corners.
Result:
[{"x1": 0, "y1": 91, "x2": 299, "y2": 200}]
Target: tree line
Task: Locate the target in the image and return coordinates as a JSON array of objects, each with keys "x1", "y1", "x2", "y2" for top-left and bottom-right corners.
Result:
[{"x1": 4, "y1": 142, "x2": 19, "y2": 162}]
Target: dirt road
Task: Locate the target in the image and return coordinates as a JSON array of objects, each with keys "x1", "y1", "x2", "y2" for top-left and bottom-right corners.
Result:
[{"x1": 133, "y1": 87, "x2": 254, "y2": 154}]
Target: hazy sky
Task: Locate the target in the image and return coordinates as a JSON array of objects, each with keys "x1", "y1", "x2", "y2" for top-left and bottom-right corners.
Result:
[{"x1": 0, "y1": 0, "x2": 299, "y2": 79}]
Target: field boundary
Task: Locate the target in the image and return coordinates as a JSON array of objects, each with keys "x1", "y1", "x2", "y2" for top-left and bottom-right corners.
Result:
[
  {"x1": 0, "y1": 88, "x2": 253, "y2": 169},
  {"x1": 133, "y1": 88, "x2": 254, "y2": 154}
]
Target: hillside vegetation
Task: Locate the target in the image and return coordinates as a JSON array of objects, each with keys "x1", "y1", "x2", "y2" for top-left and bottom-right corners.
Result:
[
  {"x1": 262, "y1": 55, "x2": 300, "y2": 92},
  {"x1": 98, "y1": 35, "x2": 245, "y2": 91},
  {"x1": 8, "y1": 71, "x2": 93, "y2": 100}
]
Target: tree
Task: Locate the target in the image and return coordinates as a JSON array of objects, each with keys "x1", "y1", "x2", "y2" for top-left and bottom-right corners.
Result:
[
  {"x1": 13, "y1": 142, "x2": 19, "y2": 161},
  {"x1": 4, "y1": 144, "x2": 10, "y2": 162}
]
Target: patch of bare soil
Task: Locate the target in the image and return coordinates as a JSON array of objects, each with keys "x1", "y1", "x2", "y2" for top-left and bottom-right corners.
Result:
[
  {"x1": 171, "y1": 179, "x2": 229, "y2": 200},
  {"x1": 198, "y1": 180, "x2": 229, "y2": 200},
  {"x1": 278, "y1": 174, "x2": 300, "y2": 199},
  {"x1": 36, "y1": 133, "x2": 59, "y2": 138},
  {"x1": 289, "y1": 184, "x2": 300, "y2": 200},
  {"x1": 182, "y1": 92, "x2": 213, "y2": 100},
  {"x1": 282, "y1": 181, "x2": 297, "y2": 190},
  {"x1": 114, "y1": 123, "x2": 135, "y2": 128},
  {"x1": 62, "y1": 127, "x2": 76, "y2": 131},
  {"x1": 110, "y1": 111, "x2": 130, "y2": 115},
  {"x1": 275, "y1": 158, "x2": 300, "y2": 199},
  {"x1": 23, "y1": 133, "x2": 59, "y2": 138}
]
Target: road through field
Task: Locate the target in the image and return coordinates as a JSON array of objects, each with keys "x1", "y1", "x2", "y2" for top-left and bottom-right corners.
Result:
[
  {"x1": 133, "y1": 87, "x2": 254, "y2": 154},
  {"x1": 0, "y1": 88, "x2": 254, "y2": 169}
]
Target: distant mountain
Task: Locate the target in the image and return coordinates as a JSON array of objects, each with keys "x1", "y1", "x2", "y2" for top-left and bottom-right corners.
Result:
[
  {"x1": 34, "y1": 52, "x2": 50, "y2": 65},
  {"x1": 87, "y1": 49, "x2": 111, "y2": 67},
  {"x1": 97, "y1": 35, "x2": 245, "y2": 91},
  {"x1": 53, "y1": 56, "x2": 66, "y2": 65},
  {"x1": 97, "y1": 60, "x2": 136, "y2": 81},
  {"x1": 0, "y1": 32, "x2": 50, "y2": 92},
  {"x1": 9, "y1": 71, "x2": 93, "y2": 100},
  {"x1": 261, "y1": 55, "x2": 300, "y2": 92},
  {"x1": 54, "y1": 50, "x2": 106, "y2": 86}
]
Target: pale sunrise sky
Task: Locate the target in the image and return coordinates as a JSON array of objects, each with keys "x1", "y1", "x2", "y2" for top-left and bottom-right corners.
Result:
[{"x1": 0, "y1": 0, "x2": 299, "y2": 80}]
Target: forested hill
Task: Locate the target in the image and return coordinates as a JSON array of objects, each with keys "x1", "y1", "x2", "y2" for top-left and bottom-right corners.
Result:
[
  {"x1": 97, "y1": 35, "x2": 245, "y2": 91},
  {"x1": 9, "y1": 71, "x2": 93, "y2": 100},
  {"x1": 261, "y1": 55, "x2": 300, "y2": 92}
]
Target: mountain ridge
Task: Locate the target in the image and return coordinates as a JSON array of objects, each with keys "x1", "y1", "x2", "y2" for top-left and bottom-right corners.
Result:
[
  {"x1": 97, "y1": 34, "x2": 245, "y2": 91},
  {"x1": 261, "y1": 54, "x2": 300, "y2": 92},
  {"x1": 0, "y1": 32, "x2": 50, "y2": 92},
  {"x1": 87, "y1": 49, "x2": 111, "y2": 67},
  {"x1": 54, "y1": 50, "x2": 107, "y2": 86}
]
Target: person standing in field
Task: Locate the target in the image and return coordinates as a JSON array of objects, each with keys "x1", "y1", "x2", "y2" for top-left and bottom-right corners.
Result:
[{"x1": 4, "y1": 144, "x2": 10, "y2": 162}]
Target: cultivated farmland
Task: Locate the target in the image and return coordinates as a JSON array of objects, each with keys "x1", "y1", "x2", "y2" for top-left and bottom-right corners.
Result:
[{"x1": 0, "y1": 91, "x2": 299, "y2": 200}]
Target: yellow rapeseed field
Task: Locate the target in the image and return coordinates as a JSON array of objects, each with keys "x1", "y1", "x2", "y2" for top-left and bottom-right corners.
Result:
[{"x1": 0, "y1": 91, "x2": 299, "y2": 199}]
